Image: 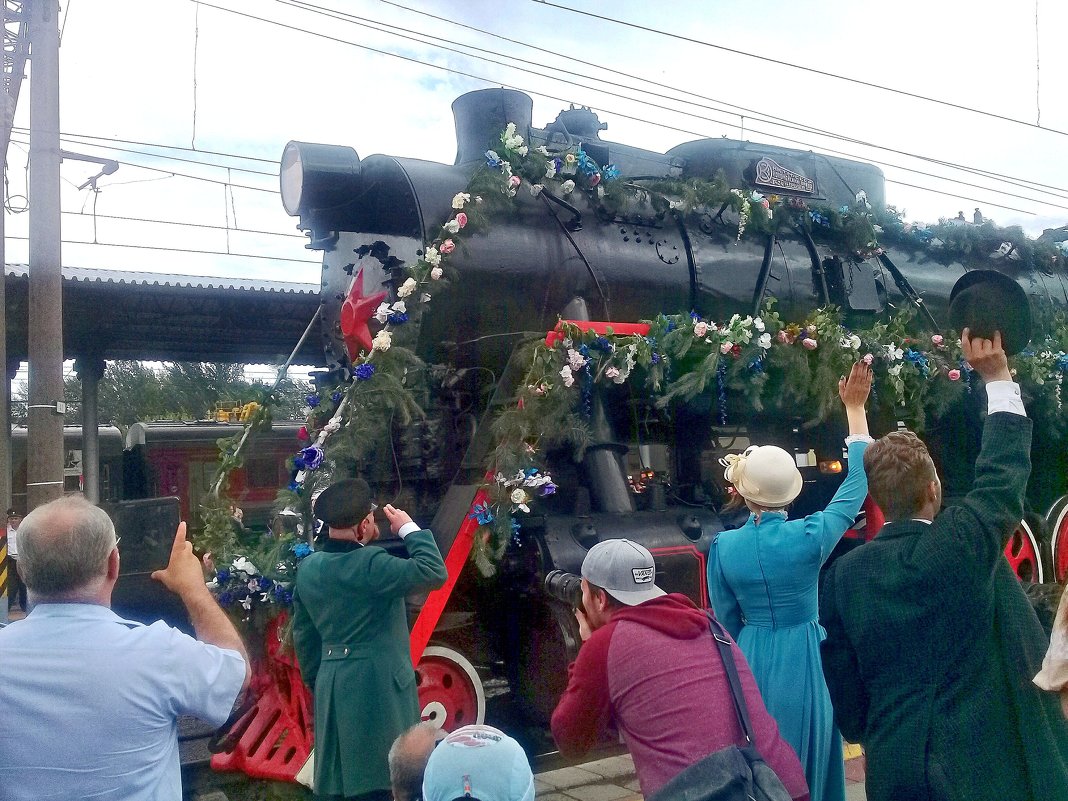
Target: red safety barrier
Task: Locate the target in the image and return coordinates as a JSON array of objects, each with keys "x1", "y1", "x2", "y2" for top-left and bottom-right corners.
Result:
[
  {"x1": 544, "y1": 319, "x2": 650, "y2": 348},
  {"x1": 210, "y1": 614, "x2": 313, "y2": 782}
]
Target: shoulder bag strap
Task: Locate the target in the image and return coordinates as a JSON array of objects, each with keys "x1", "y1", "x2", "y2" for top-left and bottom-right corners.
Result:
[{"x1": 705, "y1": 611, "x2": 756, "y2": 745}]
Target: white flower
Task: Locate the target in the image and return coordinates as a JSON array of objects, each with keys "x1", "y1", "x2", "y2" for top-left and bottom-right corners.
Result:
[
  {"x1": 842, "y1": 334, "x2": 861, "y2": 350},
  {"x1": 443, "y1": 219, "x2": 460, "y2": 234},
  {"x1": 720, "y1": 341, "x2": 734, "y2": 354},
  {"x1": 397, "y1": 277, "x2": 418, "y2": 298},
  {"x1": 693, "y1": 321, "x2": 708, "y2": 337},
  {"x1": 888, "y1": 363, "x2": 903, "y2": 376},
  {"x1": 524, "y1": 474, "x2": 551, "y2": 488},
  {"x1": 885, "y1": 344, "x2": 904, "y2": 361},
  {"x1": 510, "y1": 488, "x2": 530, "y2": 513},
  {"x1": 240, "y1": 598, "x2": 252, "y2": 611},
  {"x1": 323, "y1": 419, "x2": 341, "y2": 434},
  {"x1": 567, "y1": 348, "x2": 587, "y2": 371},
  {"x1": 505, "y1": 122, "x2": 517, "y2": 138},
  {"x1": 232, "y1": 556, "x2": 260, "y2": 575},
  {"x1": 561, "y1": 179, "x2": 575, "y2": 194},
  {"x1": 392, "y1": 300, "x2": 407, "y2": 314},
  {"x1": 757, "y1": 333, "x2": 772, "y2": 349},
  {"x1": 529, "y1": 183, "x2": 544, "y2": 196},
  {"x1": 420, "y1": 293, "x2": 432, "y2": 303},
  {"x1": 374, "y1": 301, "x2": 391, "y2": 324},
  {"x1": 738, "y1": 328, "x2": 752, "y2": 344},
  {"x1": 516, "y1": 145, "x2": 528, "y2": 156},
  {"x1": 535, "y1": 145, "x2": 549, "y2": 156},
  {"x1": 372, "y1": 330, "x2": 392, "y2": 351},
  {"x1": 560, "y1": 365, "x2": 575, "y2": 387},
  {"x1": 248, "y1": 579, "x2": 260, "y2": 591},
  {"x1": 424, "y1": 247, "x2": 441, "y2": 267},
  {"x1": 605, "y1": 366, "x2": 621, "y2": 379},
  {"x1": 753, "y1": 318, "x2": 766, "y2": 332},
  {"x1": 451, "y1": 192, "x2": 470, "y2": 210},
  {"x1": 430, "y1": 267, "x2": 443, "y2": 280},
  {"x1": 545, "y1": 161, "x2": 557, "y2": 179}
]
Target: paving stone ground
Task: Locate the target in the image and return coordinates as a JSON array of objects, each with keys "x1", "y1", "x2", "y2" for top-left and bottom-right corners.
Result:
[{"x1": 535, "y1": 750, "x2": 867, "y2": 801}]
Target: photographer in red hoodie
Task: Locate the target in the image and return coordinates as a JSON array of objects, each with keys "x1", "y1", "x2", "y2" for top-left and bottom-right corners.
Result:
[{"x1": 550, "y1": 538, "x2": 808, "y2": 801}]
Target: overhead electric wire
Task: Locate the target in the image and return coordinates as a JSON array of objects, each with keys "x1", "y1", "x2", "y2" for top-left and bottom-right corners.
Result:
[
  {"x1": 3, "y1": 234, "x2": 319, "y2": 264},
  {"x1": 531, "y1": 0, "x2": 1068, "y2": 139},
  {"x1": 283, "y1": 0, "x2": 1068, "y2": 210},
  {"x1": 58, "y1": 209, "x2": 306, "y2": 240},
  {"x1": 189, "y1": 0, "x2": 1050, "y2": 215},
  {"x1": 367, "y1": 0, "x2": 1068, "y2": 201}
]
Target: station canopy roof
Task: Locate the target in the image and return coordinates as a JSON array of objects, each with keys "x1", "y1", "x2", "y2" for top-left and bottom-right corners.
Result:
[{"x1": 4, "y1": 265, "x2": 324, "y2": 365}]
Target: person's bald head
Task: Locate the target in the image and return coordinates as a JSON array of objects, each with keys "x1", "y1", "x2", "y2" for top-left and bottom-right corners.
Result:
[
  {"x1": 389, "y1": 722, "x2": 440, "y2": 801},
  {"x1": 18, "y1": 496, "x2": 118, "y2": 600}
]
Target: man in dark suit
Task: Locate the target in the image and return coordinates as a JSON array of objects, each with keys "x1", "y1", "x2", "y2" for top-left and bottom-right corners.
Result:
[
  {"x1": 293, "y1": 478, "x2": 447, "y2": 801},
  {"x1": 820, "y1": 329, "x2": 1068, "y2": 801}
]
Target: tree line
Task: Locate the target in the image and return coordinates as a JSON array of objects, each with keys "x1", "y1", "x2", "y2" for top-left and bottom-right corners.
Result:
[{"x1": 11, "y1": 361, "x2": 312, "y2": 431}]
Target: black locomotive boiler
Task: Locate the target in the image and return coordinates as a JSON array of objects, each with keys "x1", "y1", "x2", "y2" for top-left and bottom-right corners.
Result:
[{"x1": 278, "y1": 88, "x2": 1068, "y2": 731}]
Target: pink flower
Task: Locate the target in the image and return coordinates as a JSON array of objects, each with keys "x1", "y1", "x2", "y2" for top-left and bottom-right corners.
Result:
[
  {"x1": 802, "y1": 338, "x2": 818, "y2": 350},
  {"x1": 805, "y1": 325, "x2": 817, "y2": 336},
  {"x1": 439, "y1": 239, "x2": 455, "y2": 255},
  {"x1": 605, "y1": 366, "x2": 621, "y2": 379},
  {"x1": 948, "y1": 369, "x2": 961, "y2": 381},
  {"x1": 693, "y1": 321, "x2": 708, "y2": 337},
  {"x1": 589, "y1": 173, "x2": 601, "y2": 187},
  {"x1": 298, "y1": 426, "x2": 309, "y2": 441},
  {"x1": 777, "y1": 330, "x2": 793, "y2": 344},
  {"x1": 862, "y1": 353, "x2": 874, "y2": 365},
  {"x1": 456, "y1": 212, "x2": 468, "y2": 229},
  {"x1": 931, "y1": 334, "x2": 944, "y2": 346},
  {"x1": 508, "y1": 175, "x2": 521, "y2": 189}
]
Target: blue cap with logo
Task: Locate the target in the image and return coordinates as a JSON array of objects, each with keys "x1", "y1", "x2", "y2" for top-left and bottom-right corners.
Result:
[{"x1": 422, "y1": 725, "x2": 534, "y2": 801}]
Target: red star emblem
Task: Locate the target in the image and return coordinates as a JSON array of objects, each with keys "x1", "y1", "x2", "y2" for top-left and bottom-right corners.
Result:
[{"x1": 340, "y1": 267, "x2": 388, "y2": 362}]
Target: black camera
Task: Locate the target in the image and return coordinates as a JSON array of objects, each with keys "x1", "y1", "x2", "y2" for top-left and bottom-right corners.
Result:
[{"x1": 544, "y1": 569, "x2": 583, "y2": 608}]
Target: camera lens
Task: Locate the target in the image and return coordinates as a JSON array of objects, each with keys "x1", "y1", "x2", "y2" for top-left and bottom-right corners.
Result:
[{"x1": 544, "y1": 569, "x2": 583, "y2": 608}]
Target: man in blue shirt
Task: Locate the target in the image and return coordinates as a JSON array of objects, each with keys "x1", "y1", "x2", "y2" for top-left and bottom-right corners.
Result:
[{"x1": 0, "y1": 496, "x2": 250, "y2": 801}]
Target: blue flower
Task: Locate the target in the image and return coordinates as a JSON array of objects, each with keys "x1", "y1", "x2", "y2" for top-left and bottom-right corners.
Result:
[
  {"x1": 388, "y1": 312, "x2": 409, "y2": 325},
  {"x1": 524, "y1": 467, "x2": 539, "y2": 477},
  {"x1": 578, "y1": 343, "x2": 590, "y2": 356},
  {"x1": 651, "y1": 352, "x2": 661, "y2": 364},
  {"x1": 665, "y1": 320, "x2": 677, "y2": 333},
  {"x1": 292, "y1": 455, "x2": 306, "y2": 470},
  {"x1": 258, "y1": 577, "x2": 273, "y2": 591},
  {"x1": 299, "y1": 446, "x2": 325, "y2": 471},
  {"x1": 288, "y1": 479, "x2": 301, "y2": 492},
  {"x1": 486, "y1": 150, "x2": 502, "y2": 168},
  {"x1": 291, "y1": 542, "x2": 312, "y2": 559},
  {"x1": 469, "y1": 503, "x2": 495, "y2": 526},
  {"x1": 577, "y1": 149, "x2": 599, "y2": 176},
  {"x1": 809, "y1": 210, "x2": 829, "y2": 227},
  {"x1": 603, "y1": 164, "x2": 620, "y2": 181},
  {"x1": 540, "y1": 482, "x2": 557, "y2": 497},
  {"x1": 593, "y1": 336, "x2": 613, "y2": 352},
  {"x1": 219, "y1": 592, "x2": 234, "y2": 607},
  {"x1": 690, "y1": 311, "x2": 701, "y2": 320},
  {"x1": 1057, "y1": 354, "x2": 1068, "y2": 373},
  {"x1": 355, "y1": 363, "x2": 376, "y2": 381},
  {"x1": 331, "y1": 391, "x2": 342, "y2": 403},
  {"x1": 509, "y1": 517, "x2": 521, "y2": 534},
  {"x1": 217, "y1": 568, "x2": 231, "y2": 583},
  {"x1": 306, "y1": 394, "x2": 321, "y2": 408}
]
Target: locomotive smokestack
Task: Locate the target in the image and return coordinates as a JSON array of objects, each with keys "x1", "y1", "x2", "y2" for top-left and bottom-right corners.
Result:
[{"x1": 452, "y1": 89, "x2": 533, "y2": 165}]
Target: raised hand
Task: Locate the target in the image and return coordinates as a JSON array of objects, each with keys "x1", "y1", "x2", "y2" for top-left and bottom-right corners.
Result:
[
  {"x1": 962, "y1": 328, "x2": 1012, "y2": 383},
  {"x1": 382, "y1": 504, "x2": 415, "y2": 536},
  {"x1": 152, "y1": 522, "x2": 210, "y2": 600},
  {"x1": 839, "y1": 362, "x2": 873, "y2": 410}
]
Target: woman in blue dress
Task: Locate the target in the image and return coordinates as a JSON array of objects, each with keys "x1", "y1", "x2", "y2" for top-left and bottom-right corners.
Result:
[{"x1": 708, "y1": 362, "x2": 872, "y2": 801}]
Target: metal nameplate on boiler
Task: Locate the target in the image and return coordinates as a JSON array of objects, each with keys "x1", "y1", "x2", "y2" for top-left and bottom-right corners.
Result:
[{"x1": 753, "y1": 157, "x2": 815, "y2": 194}]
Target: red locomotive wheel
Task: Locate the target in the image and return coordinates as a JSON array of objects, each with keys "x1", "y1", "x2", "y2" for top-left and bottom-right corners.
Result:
[
  {"x1": 415, "y1": 645, "x2": 486, "y2": 733},
  {"x1": 1047, "y1": 496, "x2": 1068, "y2": 583},
  {"x1": 1005, "y1": 518, "x2": 1045, "y2": 584}
]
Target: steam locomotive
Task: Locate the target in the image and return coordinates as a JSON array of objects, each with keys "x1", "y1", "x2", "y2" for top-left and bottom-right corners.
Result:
[{"x1": 277, "y1": 88, "x2": 1067, "y2": 735}]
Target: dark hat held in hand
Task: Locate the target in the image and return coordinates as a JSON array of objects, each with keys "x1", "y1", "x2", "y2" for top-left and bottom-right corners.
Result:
[
  {"x1": 948, "y1": 270, "x2": 1032, "y2": 356},
  {"x1": 313, "y1": 478, "x2": 375, "y2": 527}
]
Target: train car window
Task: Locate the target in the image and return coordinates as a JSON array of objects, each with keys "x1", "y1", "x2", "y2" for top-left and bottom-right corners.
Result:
[{"x1": 246, "y1": 456, "x2": 279, "y2": 490}]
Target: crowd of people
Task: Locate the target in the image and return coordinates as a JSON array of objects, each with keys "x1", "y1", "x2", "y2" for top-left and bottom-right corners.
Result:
[{"x1": 1, "y1": 328, "x2": 1068, "y2": 801}]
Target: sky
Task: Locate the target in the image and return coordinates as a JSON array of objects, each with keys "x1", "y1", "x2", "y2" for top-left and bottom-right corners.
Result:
[{"x1": 4, "y1": 0, "x2": 1068, "y2": 312}]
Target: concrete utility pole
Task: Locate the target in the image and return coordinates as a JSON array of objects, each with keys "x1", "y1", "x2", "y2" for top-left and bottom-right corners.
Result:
[{"x1": 26, "y1": 0, "x2": 63, "y2": 509}]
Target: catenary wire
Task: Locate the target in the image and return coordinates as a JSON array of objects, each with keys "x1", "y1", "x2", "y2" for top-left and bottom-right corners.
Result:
[
  {"x1": 333, "y1": 0, "x2": 1068, "y2": 201},
  {"x1": 188, "y1": 1, "x2": 1049, "y2": 216},
  {"x1": 530, "y1": 0, "x2": 1068, "y2": 138},
  {"x1": 2, "y1": 234, "x2": 319, "y2": 264},
  {"x1": 281, "y1": 0, "x2": 1068, "y2": 209}
]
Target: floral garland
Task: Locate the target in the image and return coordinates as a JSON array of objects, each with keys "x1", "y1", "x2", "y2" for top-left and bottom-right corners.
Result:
[{"x1": 201, "y1": 120, "x2": 1068, "y2": 601}]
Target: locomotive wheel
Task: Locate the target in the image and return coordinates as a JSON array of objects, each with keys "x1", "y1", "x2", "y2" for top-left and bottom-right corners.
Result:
[
  {"x1": 415, "y1": 645, "x2": 486, "y2": 732},
  {"x1": 1005, "y1": 518, "x2": 1045, "y2": 584},
  {"x1": 1047, "y1": 496, "x2": 1068, "y2": 583}
]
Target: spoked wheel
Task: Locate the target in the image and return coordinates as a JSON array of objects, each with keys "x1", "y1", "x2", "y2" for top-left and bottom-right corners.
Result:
[
  {"x1": 1005, "y1": 518, "x2": 1045, "y2": 584},
  {"x1": 1047, "y1": 496, "x2": 1068, "y2": 583},
  {"x1": 415, "y1": 645, "x2": 486, "y2": 732}
]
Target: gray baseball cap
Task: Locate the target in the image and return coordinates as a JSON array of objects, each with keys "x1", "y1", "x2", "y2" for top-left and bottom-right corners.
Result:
[{"x1": 580, "y1": 539, "x2": 666, "y2": 606}]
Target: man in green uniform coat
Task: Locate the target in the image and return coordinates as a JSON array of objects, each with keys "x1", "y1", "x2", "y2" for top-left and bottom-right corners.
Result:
[{"x1": 293, "y1": 478, "x2": 448, "y2": 801}]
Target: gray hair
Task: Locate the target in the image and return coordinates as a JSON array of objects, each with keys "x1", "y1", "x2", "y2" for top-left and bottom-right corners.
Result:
[
  {"x1": 18, "y1": 496, "x2": 117, "y2": 597},
  {"x1": 389, "y1": 722, "x2": 440, "y2": 801}
]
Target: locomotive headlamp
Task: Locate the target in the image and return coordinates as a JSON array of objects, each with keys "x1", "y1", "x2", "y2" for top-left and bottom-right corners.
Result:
[{"x1": 280, "y1": 141, "x2": 362, "y2": 218}]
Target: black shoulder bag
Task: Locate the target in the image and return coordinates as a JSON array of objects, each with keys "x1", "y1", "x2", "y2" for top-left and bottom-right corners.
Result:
[{"x1": 646, "y1": 613, "x2": 795, "y2": 801}]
